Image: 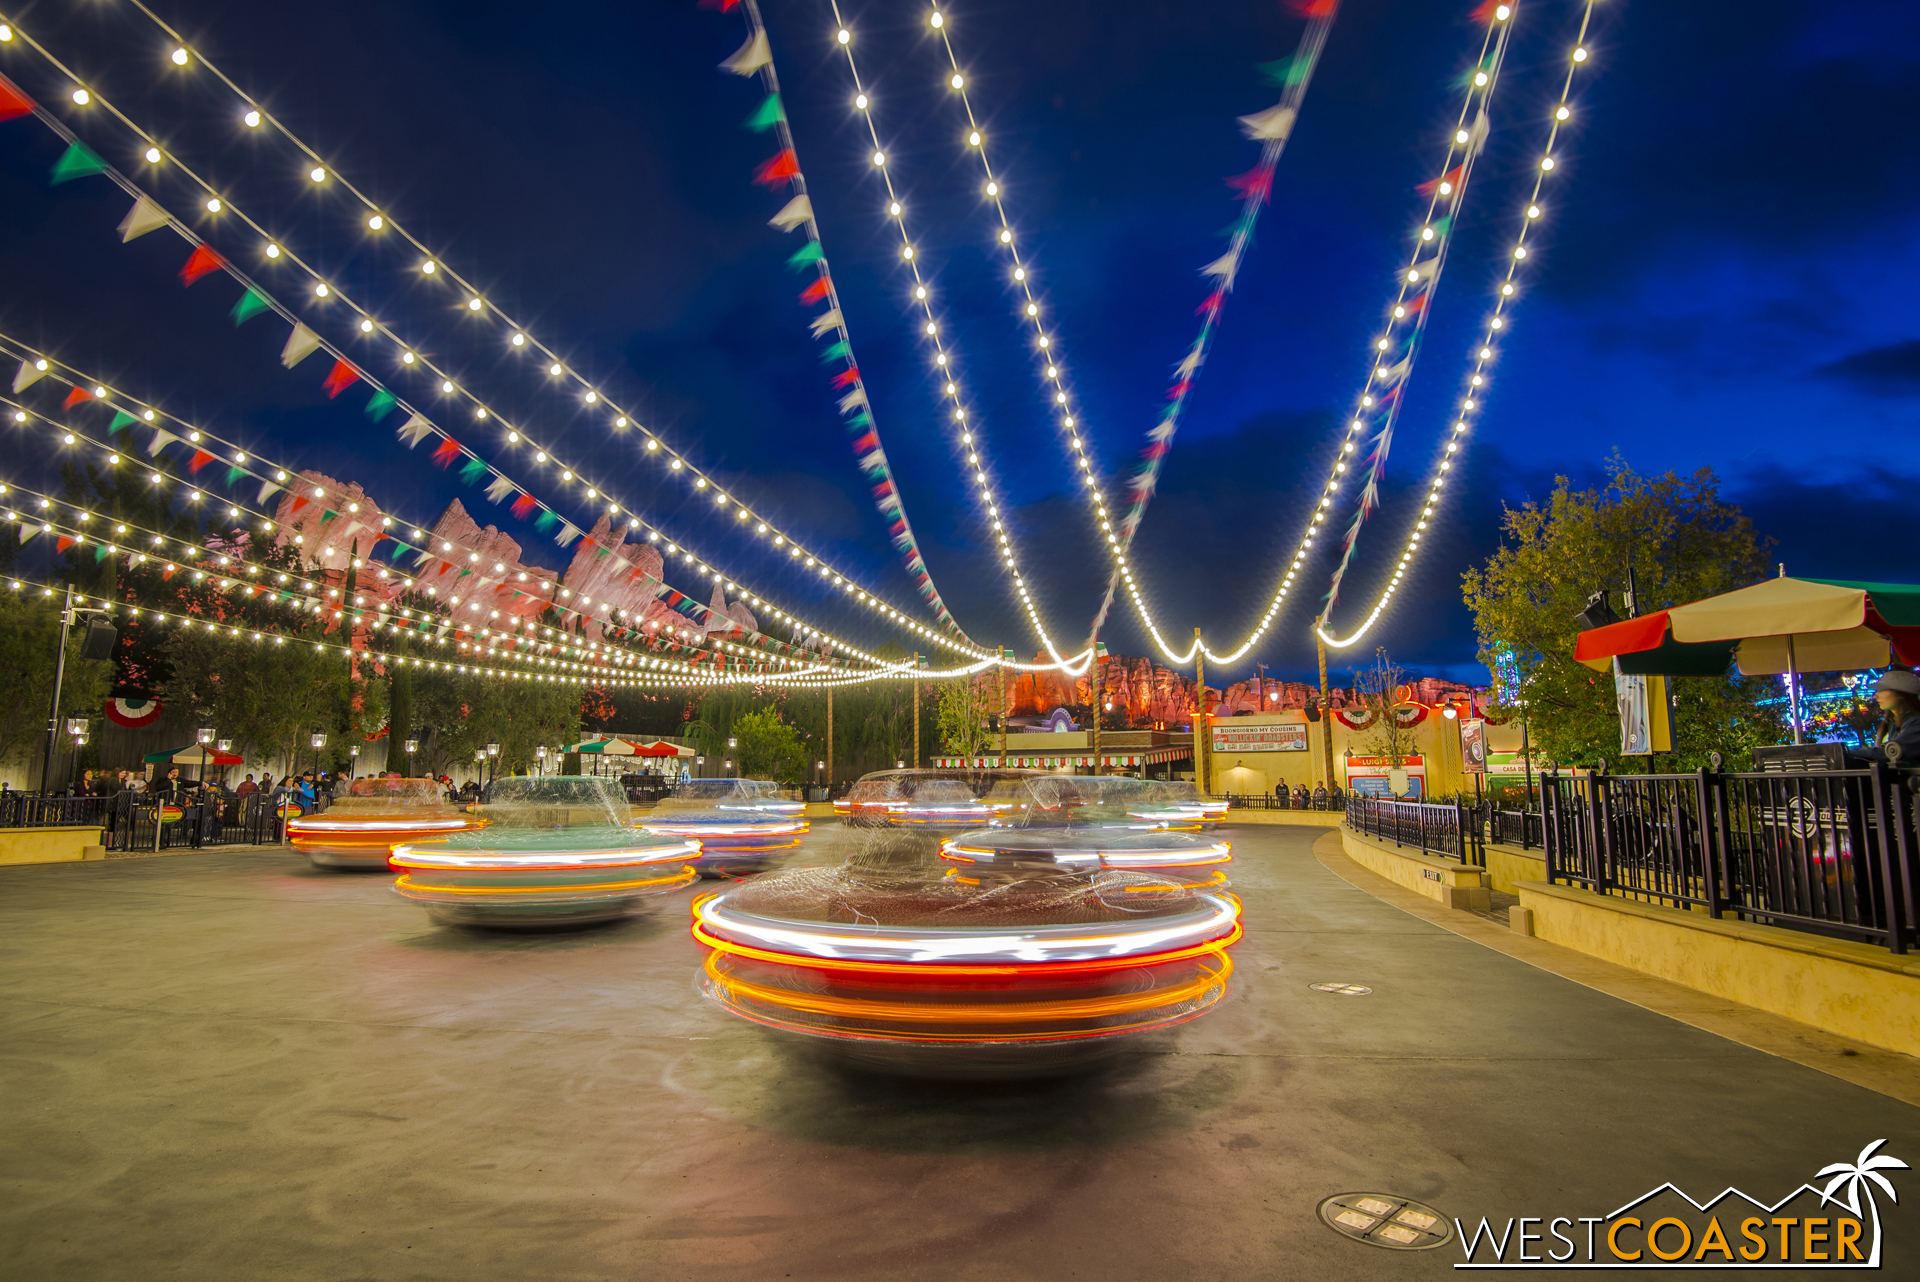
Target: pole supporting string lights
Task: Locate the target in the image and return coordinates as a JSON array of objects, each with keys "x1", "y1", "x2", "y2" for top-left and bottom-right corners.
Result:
[
  {"x1": 1317, "y1": 0, "x2": 1602, "y2": 650},
  {"x1": 0, "y1": 7, "x2": 978, "y2": 658},
  {"x1": 824, "y1": 2, "x2": 1087, "y2": 677},
  {"x1": 1154, "y1": 0, "x2": 1518, "y2": 668}
]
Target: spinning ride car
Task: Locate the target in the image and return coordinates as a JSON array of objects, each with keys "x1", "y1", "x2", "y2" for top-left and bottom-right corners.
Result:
[
  {"x1": 835, "y1": 768, "x2": 1044, "y2": 828},
  {"x1": 391, "y1": 776, "x2": 696, "y2": 929},
  {"x1": 638, "y1": 778, "x2": 807, "y2": 876},
  {"x1": 287, "y1": 776, "x2": 486, "y2": 870},
  {"x1": 693, "y1": 847, "x2": 1241, "y2": 1078},
  {"x1": 947, "y1": 776, "x2": 1233, "y2": 889}
]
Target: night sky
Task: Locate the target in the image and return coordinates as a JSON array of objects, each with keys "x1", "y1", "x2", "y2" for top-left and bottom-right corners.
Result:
[{"x1": 0, "y1": 0, "x2": 1914, "y2": 687}]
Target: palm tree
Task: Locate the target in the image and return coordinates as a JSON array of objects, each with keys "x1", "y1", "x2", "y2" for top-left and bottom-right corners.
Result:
[{"x1": 1817, "y1": 1139, "x2": 1908, "y2": 1266}]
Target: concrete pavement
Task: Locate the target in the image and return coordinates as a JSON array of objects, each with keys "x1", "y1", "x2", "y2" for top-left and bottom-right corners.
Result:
[{"x1": 2, "y1": 823, "x2": 1916, "y2": 1279}]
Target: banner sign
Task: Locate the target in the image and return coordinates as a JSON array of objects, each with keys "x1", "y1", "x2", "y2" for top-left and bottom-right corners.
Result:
[
  {"x1": 1344, "y1": 754, "x2": 1426, "y2": 799},
  {"x1": 1211, "y1": 722, "x2": 1307, "y2": 753},
  {"x1": 1461, "y1": 719, "x2": 1487, "y2": 775}
]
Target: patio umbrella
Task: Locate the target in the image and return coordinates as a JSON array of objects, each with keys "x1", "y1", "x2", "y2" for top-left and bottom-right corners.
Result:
[
  {"x1": 1573, "y1": 575, "x2": 1920, "y2": 741},
  {"x1": 627, "y1": 740, "x2": 693, "y2": 758},
  {"x1": 142, "y1": 744, "x2": 245, "y2": 767}
]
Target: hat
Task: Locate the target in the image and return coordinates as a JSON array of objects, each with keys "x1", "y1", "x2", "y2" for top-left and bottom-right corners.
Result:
[{"x1": 1876, "y1": 670, "x2": 1920, "y2": 696}]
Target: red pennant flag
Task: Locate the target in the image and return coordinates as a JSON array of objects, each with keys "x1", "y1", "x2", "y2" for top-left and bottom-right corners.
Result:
[
  {"x1": 1290, "y1": 0, "x2": 1340, "y2": 17},
  {"x1": 431, "y1": 437, "x2": 461, "y2": 468},
  {"x1": 1225, "y1": 166, "x2": 1273, "y2": 203},
  {"x1": 62, "y1": 385, "x2": 92, "y2": 411},
  {"x1": 1468, "y1": 0, "x2": 1503, "y2": 25},
  {"x1": 321, "y1": 358, "x2": 360, "y2": 399},
  {"x1": 698, "y1": 0, "x2": 742, "y2": 9},
  {"x1": 511, "y1": 494, "x2": 538, "y2": 519},
  {"x1": 798, "y1": 275, "x2": 831, "y2": 305},
  {"x1": 0, "y1": 74, "x2": 36, "y2": 122},
  {"x1": 1417, "y1": 165, "x2": 1464, "y2": 200},
  {"x1": 178, "y1": 243, "x2": 226, "y2": 287},
  {"x1": 1167, "y1": 379, "x2": 1192, "y2": 401},
  {"x1": 1194, "y1": 289, "x2": 1224, "y2": 317},
  {"x1": 752, "y1": 149, "x2": 800, "y2": 186},
  {"x1": 1400, "y1": 293, "x2": 1429, "y2": 318},
  {"x1": 289, "y1": 495, "x2": 310, "y2": 516},
  {"x1": 851, "y1": 430, "x2": 880, "y2": 454},
  {"x1": 188, "y1": 449, "x2": 216, "y2": 473},
  {"x1": 56, "y1": 535, "x2": 76, "y2": 554},
  {"x1": 829, "y1": 366, "x2": 861, "y2": 389}
]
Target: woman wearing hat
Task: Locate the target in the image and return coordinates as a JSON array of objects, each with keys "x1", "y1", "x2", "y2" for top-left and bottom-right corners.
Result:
[{"x1": 1853, "y1": 670, "x2": 1920, "y2": 765}]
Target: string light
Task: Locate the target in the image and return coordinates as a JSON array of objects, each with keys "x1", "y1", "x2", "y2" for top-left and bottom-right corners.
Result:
[{"x1": 1318, "y1": 0, "x2": 1601, "y2": 650}]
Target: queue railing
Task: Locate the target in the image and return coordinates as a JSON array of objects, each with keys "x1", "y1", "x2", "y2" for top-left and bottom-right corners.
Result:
[{"x1": 1345, "y1": 795, "x2": 1486, "y2": 866}]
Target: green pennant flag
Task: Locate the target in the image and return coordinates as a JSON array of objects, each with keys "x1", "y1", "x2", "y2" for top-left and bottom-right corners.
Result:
[
  {"x1": 743, "y1": 93, "x2": 786, "y2": 133},
  {"x1": 1427, "y1": 214, "x2": 1454, "y2": 238},
  {"x1": 230, "y1": 289, "x2": 272, "y2": 326},
  {"x1": 846, "y1": 409, "x2": 873, "y2": 428},
  {"x1": 107, "y1": 411, "x2": 137, "y2": 433},
  {"x1": 534, "y1": 510, "x2": 558, "y2": 533},
  {"x1": 786, "y1": 240, "x2": 825, "y2": 270},
  {"x1": 1258, "y1": 55, "x2": 1312, "y2": 89},
  {"x1": 1455, "y1": 58, "x2": 1494, "y2": 90},
  {"x1": 94, "y1": 544, "x2": 111, "y2": 562},
  {"x1": 321, "y1": 509, "x2": 338, "y2": 523},
  {"x1": 225, "y1": 466, "x2": 246, "y2": 487},
  {"x1": 364, "y1": 389, "x2": 398, "y2": 421},
  {"x1": 458, "y1": 456, "x2": 487, "y2": 484},
  {"x1": 818, "y1": 340, "x2": 851, "y2": 362},
  {"x1": 50, "y1": 141, "x2": 108, "y2": 186}
]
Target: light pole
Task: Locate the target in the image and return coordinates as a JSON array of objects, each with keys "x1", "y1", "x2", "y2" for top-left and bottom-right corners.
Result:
[
  {"x1": 217, "y1": 739, "x2": 233, "y2": 791},
  {"x1": 197, "y1": 725, "x2": 217, "y2": 787},
  {"x1": 536, "y1": 744, "x2": 548, "y2": 777},
  {"x1": 474, "y1": 748, "x2": 487, "y2": 789},
  {"x1": 309, "y1": 729, "x2": 327, "y2": 779},
  {"x1": 349, "y1": 743, "x2": 361, "y2": 777},
  {"x1": 696, "y1": 754, "x2": 706, "y2": 779},
  {"x1": 66, "y1": 717, "x2": 88, "y2": 792},
  {"x1": 404, "y1": 738, "x2": 419, "y2": 777},
  {"x1": 485, "y1": 741, "x2": 500, "y2": 785},
  {"x1": 727, "y1": 737, "x2": 737, "y2": 778}
]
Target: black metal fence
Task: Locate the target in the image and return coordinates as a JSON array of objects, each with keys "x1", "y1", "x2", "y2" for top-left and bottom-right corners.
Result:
[
  {"x1": 1224, "y1": 791, "x2": 1345, "y2": 811},
  {"x1": 1541, "y1": 764, "x2": 1918, "y2": 954},
  {"x1": 0, "y1": 789, "x2": 295, "y2": 851},
  {"x1": 1491, "y1": 808, "x2": 1544, "y2": 850},
  {"x1": 1345, "y1": 795, "x2": 1487, "y2": 866}
]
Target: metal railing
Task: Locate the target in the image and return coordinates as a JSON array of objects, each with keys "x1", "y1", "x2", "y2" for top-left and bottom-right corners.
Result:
[
  {"x1": 1541, "y1": 763, "x2": 1918, "y2": 954},
  {"x1": 1225, "y1": 790, "x2": 1345, "y2": 811},
  {"x1": 1490, "y1": 808, "x2": 1543, "y2": 850},
  {"x1": 1345, "y1": 795, "x2": 1486, "y2": 866},
  {"x1": 0, "y1": 789, "x2": 295, "y2": 851},
  {"x1": 0, "y1": 792, "x2": 113, "y2": 828}
]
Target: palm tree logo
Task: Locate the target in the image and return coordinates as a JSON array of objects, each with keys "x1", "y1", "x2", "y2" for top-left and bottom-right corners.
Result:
[{"x1": 1817, "y1": 1139, "x2": 1909, "y2": 1267}]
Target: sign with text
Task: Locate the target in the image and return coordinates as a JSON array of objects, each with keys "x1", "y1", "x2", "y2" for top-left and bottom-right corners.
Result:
[
  {"x1": 1211, "y1": 722, "x2": 1308, "y2": 753},
  {"x1": 1461, "y1": 719, "x2": 1488, "y2": 774}
]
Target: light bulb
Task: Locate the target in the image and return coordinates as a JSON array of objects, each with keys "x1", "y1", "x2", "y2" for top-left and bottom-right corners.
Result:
[
  {"x1": 144, "y1": 147, "x2": 161, "y2": 164},
  {"x1": 967, "y1": 130, "x2": 982, "y2": 147},
  {"x1": 1573, "y1": 46, "x2": 1588, "y2": 62},
  {"x1": 265, "y1": 243, "x2": 280, "y2": 258},
  {"x1": 72, "y1": 89, "x2": 90, "y2": 105},
  {"x1": 1455, "y1": 128, "x2": 1469, "y2": 144},
  {"x1": 359, "y1": 319, "x2": 373, "y2": 333},
  {"x1": 469, "y1": 298, "x2": 484, "y2": 311},
  {"x1": 422, "y1": 260, "x2": 437, "y2": 274},
  {"x1": 930, "y1": 11, "x2": 944, "y2": 28},
  {"x1": 872, "y1": 150, "x2": 886, "y2": 166},
  {"x1": 368, "y1": 215, "x2": 384, "y2": 230},
  {"x1": 244, "y1": 110, "x2": 261, "y2": 128},
  {"x1": 999, "y1": 228, "x2": 1012, "y2": 244},
  {"x1": 837, "y1": 28, "x2": 851, "y2": 44},
  {"x1": 1474, "y1": 71, "x2": 1488, "y2": 86},
  {"x1": 512, "y1": 333, "x2": 525, "y2": 346},
  {"x1": 206, "y1": 198, "x2": 221, "y2": 212},
  {"x1": 1526, "y1": 204, "x2": 1541, "y2": 219},
  {"x1": 888, "y1": 200, "x2": 902, "y2": 216},
  {"x1": 950, "y1": 74, "x2": 964, "y2": 89},
  {"x1": 309, "y1": 167, "x2": 325, "y2": 183},
  {"x1": 1556, "y1": 106, "x2": 1571, "y2": 121},
  {"x1": 314, "y1": 283, "x2": 329, "y2": 297},
  {"x1": 854, "y1": 93, "x2": 869, "y2": 110},
  {"x1": 1540, "y1": 156, "x2": 1556, "y2": 171},
  {"x1": 986, "y1": 181, "x2": 999, "y2": 197}
]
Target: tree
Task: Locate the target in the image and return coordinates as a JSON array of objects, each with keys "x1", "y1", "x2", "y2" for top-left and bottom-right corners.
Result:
[
  {"x1": 1462, "y1": 459, "x2": 1785, "y2": 772},
  {"x1": 1350, "y1": 648, "x2": 1414, "y2": 767},
  {"x1": 0, "y1": 589, "x2": 113, "y2": 783},
  {"x1": 732, "y1": 708, "x2": 806, "y2": 782},
  {"x1": 936, "y1": 672, "x2": 997, "y2": 761}
]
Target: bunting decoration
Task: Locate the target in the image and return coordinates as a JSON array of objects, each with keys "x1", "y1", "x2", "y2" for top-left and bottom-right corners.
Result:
[
  {"x1": 707, "y1": 0, "x2": 963, "y2": 636},
  {"x1": 280, "y1": 323, "x2": 321, "y2": 368},
  {"x1": 61, "y1": 385, "x2": 91, "y2": 410},
  {"x1": 117, "y1": 196, "x2": 170, "y2": 243},
  {"x1": 0, "y1": 73, "x2": 33, "y2": 122},
  {"x1": 13, "y1": 360, "x2": 47, "y2": 393},
  {"x1": 320, "y1": 358, "x2": 360, "y2": 399},
  {"x1": 1094, "y1": 0, "x2": 1342, "y2": 637},
  {"x1": 484, "y1": 474, "x2": 517, "y2": 505},
  {"x1": 49, "y1": 140, "x2": 107, "y2": 186},
  {"x1": 396, "y1": 413, "x2": 434, "y2": 448},
  {"x1": 430, "y1": 437, "x2": 461, "y2": 468},
  {"x1": 229, "y1": 288, "x2": 272, "y2": 326},
  {"x1": 178, "y1": 244, "x2": 226, "y2": 287}
]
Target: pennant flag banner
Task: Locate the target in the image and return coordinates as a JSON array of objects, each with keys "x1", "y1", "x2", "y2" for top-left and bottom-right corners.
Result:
[
  {"x1": 510, "y1": 493, "x2": 538, "y2": 520},
  {"x1": 179, "y1": 244, "x2": 225, "y2": 287},
  {"x1": 107, "y1": 410, "x2": 137, "y2": 433},
  {"x1": 146, "y1": 428, "x2": 178, "y2": 457},
  {"x1": 485, "y1": 474, "x2": 516, "y2": 504},
  {"x1": 281, "y1": 323, "x2": 321, "y2": 368},
  {"x1": 62, "y1": 386, "x2": 91, "y2": 411},
  {"x1": 0, "y1": 74, "x2": 35, "y2": 122},
  {"x1": 768, "y1": 194, "x2": 812, "y2": 232},
  {"x1": 50, "y1": 140, "x2": 107, "y2": 186},
  {"x1": 118, "y1": 197, "x2": 170, "y2": 243},
  {"x1": 430, "y1": 438, "x2": 460, "y2": 468},
  {"x1": 364, "y1": 388, "x2": 397, "y2": 421},
  {"x1": 230, "y1": 288, "x2": 272, "y2": 326},
  {"x1": 321, "y1": 359, "x2": 359, "y2": 399},
  {"x1": 13, "y1": 360, "x2": 46, "y2": 393}
]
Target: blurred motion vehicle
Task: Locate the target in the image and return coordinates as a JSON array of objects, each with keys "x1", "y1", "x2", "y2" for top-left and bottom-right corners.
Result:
[
  {"x1": 638, "y1": 778, "x2": 807, "y2": 877},
  {"x1": 287, "y1": 776, "x2": 487, "y2": 871}
]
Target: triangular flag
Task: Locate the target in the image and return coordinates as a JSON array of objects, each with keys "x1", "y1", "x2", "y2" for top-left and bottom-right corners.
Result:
[
  {"x1": 62, "y1": 386, "x2": 91, "y2": 410},
  {"x1": 753, "y1": 149, "x2": 800, "y2": 188},
  {"x1": 836, "y1": 387, "x2": 868, "y2": 415},
  {"x1": 1466, "y1": 107, "x2": 1490, "y2": 154},
  {"x1": 396, "y1": 413, "x2": 434, "y2": 448},
  {"x1": 107, "y1": 410, "x2": 137, "y2": 433},
  {"x1": 49, "y1": 141, "x2": 108, "y2": 186},
  {"x1": 768, "y1": 194, "x2": 812, "y2": 232},
  {"x1": 818, "y1": 340, "x2": 851, "y2": 363},
  {"x1": 364, "y1": 389, "x2": 397, "y2": 421},
  {"x1": 179, "y1": 243, "x2": 226, "y2": 287},
  {"x1": 720, "y1": 29, "x2": 770, "y2": 76},
  {"x1": 808, "y1": 308, "x2": 843, "y2": 338},
  {"x1": 117, "y1": 196, "x2": 170, "y2": 242},
  {"x1": 798, "y1": 275, "x2": 831, "y2": 304},
  {"x1": 743, "y1": 93, "x2": 786, "y2": 132},
  {"x1": 1373, "y1": 354, "x2": 1412, "y2": 387},
  {"x1": 1258, "y1": 54, "x2": 1312, "y2": 89},
  {"x1": 1236, "y1": 104, "x2": 1296, "y2": 141},
  {"x1": 555, "y1": 523, "x2": 582, "y2": 549},
  {"x1": 786, "y1": 239, "x2": 825, "y2": 270},
  {"x1": 281, "y1": 322, "x2": 321, "y2": 368},
  {"x1": 230, "y1": 289, "x2": 271, "y2": 326},
  {"x1": 1200, "y1": 250, "x2": 1239, "y2": 282},
  {"x1": 145, "y1": 428, "x2": 179, "y2": 457},
  {"x1": 257, "y1": 478, "x2": 282, "y2": 505},
  {"x1": 321, "y1": 359, "x2": 360, "y2": 398},
  {"x1": 0, "y1": 74, "x2": 36, "y2": 122},
  {"x1": 12, "y1": 360, "x2": 46, "y2": 393},
  {"x1": 18, "y1": 523, "x2": 37, "y2": 544},
  {"x1": 485, "y1": 474, "x2": 516, "y2": 504}
]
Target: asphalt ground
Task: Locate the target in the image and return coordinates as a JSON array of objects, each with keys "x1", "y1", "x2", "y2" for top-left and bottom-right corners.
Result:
[{"x1": 3, "y1": 823, "x2": 1917, "y2": 1280}]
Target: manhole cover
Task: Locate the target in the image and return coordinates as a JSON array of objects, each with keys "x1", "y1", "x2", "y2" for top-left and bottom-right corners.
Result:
[
  {"x1": 1310, "y1": 982, "x2": 1373, "y2": 996},
  {"x1": 1318, "y1": 1193, "x2": 1451, "y2": 1250}
]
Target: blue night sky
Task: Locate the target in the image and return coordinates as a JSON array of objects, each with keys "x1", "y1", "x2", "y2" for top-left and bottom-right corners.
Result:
[{"x1": 0, "y1": 0, "x2": 1914, "y2": 686}]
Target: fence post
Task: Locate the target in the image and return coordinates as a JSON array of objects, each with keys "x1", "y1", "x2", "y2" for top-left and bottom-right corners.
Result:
[
  {"x1": 1696, "y1": 764, "x2": 1723, "y2": 919},
  {"x1": 1870, "y1": 764, "x2": 1908, "y2": 955}
]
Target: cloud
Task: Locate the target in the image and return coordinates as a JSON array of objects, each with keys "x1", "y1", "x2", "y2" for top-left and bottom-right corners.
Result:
[{"x1": 1812, "y1": 339, "x2": 1920, "y2": 394}]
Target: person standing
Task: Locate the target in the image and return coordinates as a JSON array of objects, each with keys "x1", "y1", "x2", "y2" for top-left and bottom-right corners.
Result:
[{"x1": 1853, "y1": 670, "x2": 1920, "y2": 764}]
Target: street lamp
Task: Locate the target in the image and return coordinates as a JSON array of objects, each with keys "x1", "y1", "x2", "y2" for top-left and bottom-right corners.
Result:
[
  {"x1": 404, "y1": 738, "x2": 419, "y2": 776},
  {"x1": 536, "y1": 744, "x2": 548, "y2": 777},
  {"x1": 309, "y1": 728, "x2": 327, "y2": 778},
  {"x1": 485, "y1": 740, "x2": 500, "y2": 785},
  {"x1": 696, "y1": 754, "x2": 705, "y2": 778},
  {"x1": 197, "y1": 724, "x2": 217, "y2": 786},
  {"x1": 727, "y1": 737, "x2": 737, "y2": 778},
  {"x1": 65, "y1": 717, "x2": 88, "y2": 791},
  {"x1": 349, "y1": 743, "x2": 361, "y2": 777}
]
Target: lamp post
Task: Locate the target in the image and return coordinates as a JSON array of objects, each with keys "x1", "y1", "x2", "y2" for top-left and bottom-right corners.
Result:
[
  {"x1": 474, "y1": 748, "x2": 487, "y2": 789},
  {"x1": 485, "y1": 741, "x2": 499, "y2": 784},
  {"x1": 727, "y1": 737, "x2": 737, "y2": 779},
  {"x1": 404, "y1": 738, "x2": 419, "y2": 777},
  {"x1": 217, "y1": 739, "x2": 233, "y2": 789},
  {"x1": 696, "y1": 754, "x2": 706, "y2": 779},
  {"x1": 309, "y1": 729, "x2": 327, "y2": 779},
  {"x1": 197, "y1": 725, "x2": 217, "y2": 787},
  {"x1": 536, "y1": 744, "x2": 548, "y2": 777},
  {"x1": 66, "y1": 717, "x2": 88, "y2": 792}
]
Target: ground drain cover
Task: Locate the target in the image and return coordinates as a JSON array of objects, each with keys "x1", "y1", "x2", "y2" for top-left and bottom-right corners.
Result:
[
  {"x1": 1317, "y1": 1193, "x2": 1451, "y2": 1250},
  {"x1": 1309, "y1": 982, "x2": 1372, "y2": 996}
]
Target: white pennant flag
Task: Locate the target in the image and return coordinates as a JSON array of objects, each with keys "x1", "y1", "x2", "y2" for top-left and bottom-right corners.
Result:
[
  {"x1": 1374, "y1": 354, "x2": 1412, "y2": 387},
  {"x1": 555, "y1": 523, "x2": 582, "y2": 549},
  {"x1": 1200, "y1": 251, "x2": 1239, "y2": 282},
  {"x1": 145, "y1": 428, "x2": 179, "y2": 457},
  {"x1": 808, "y1": 308, "x2": 844, "y2": 338},
  {"x1": 1406, "y1": 257, "x2": 1440, "y2": 285},
  {"x1": 484, "y1": 474, "x2": 516, "y2": 504},
  {"x1": 720, "y1": 29, "x2": 770, "y2": 76},
  {"x1": 1174, "y1": 346, "x2": 1204, "y2": 380},
  {"x1": 12, "y1": 360, "x2": 47, "y2": 393},
  {"x1": 836, "y1": 386, "x2": 868, "y2": 415},
  {"x1": 768, "y1": 194, "x2": 813, "y2": 233},
  {"x1": 1237, "y1": 104, "x2": 1296, "y2": 141},
  {"x1": 117, "y1": 196, "x2": 171, "y2": 243},
  {"x1": 19, "y1": 522, "x2": 38, "y2": 544},
  {"x1": 256, "y1": 479, "x2": 282, "y2": 505},
  {"x1": 1466, "y1": 107, "x2": 1490, "y2": 154},
  {"x1": 395, "y1": 413, "x2": 434, "y2": 448},
  {"x1": 280, "y1": 322, "x2": 321, "y2": 368}
]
